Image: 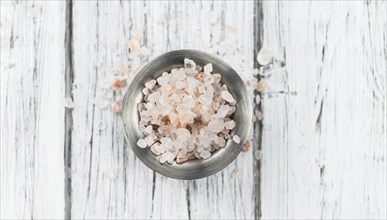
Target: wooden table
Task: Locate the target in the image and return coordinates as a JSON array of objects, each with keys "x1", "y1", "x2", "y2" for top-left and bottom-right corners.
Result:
[{"x1": 1, "y1": 1, "x2": 386, "y2": 219}]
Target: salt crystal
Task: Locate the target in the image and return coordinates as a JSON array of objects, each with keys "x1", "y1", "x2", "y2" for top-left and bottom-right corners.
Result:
[
  {"x1": 256, "y1": 80, "x2": 266, "y2": 92},
  {"x1": 148, "y1": 91, "x2": 161, "y2": 103},
  {"x1": 207, "y1": 119, "x2": 225, "y2": 133},
  {"x1": 255, "y1": 95, "x2": 261, "y2": 104},
  {"x1": 128, "y1": 39, "x2": 140, "y2": 54},
  {"x1": 232, "y1": 135, "x2": 241, "y2": 144},
  {"x1": 150, "y1": 143, "x2": 162, "y2": 156},
  {"x1": 145, "y1": 135, "x2": 156, "y2": 146},
  {"x1": 99, "y1": 76, "x2": 115, "y2": 89},
  {"x1": 255, "y1": 109, "x2": 263, "y2": 121},
  {"x1": 137, "y1": 138, "x2": 147, "y2": 148},
  {"x1": 203, "y1": 63, "x2": 213, "y2": 75},
  {"x1": 254, "y1": 150, "x2": 262, "y2": 160},
  {"x1": 242, "y1": 141, "x2": 251, "y2": 152},
  {"x1": 224, "y1": 120, "x2": 235, "y2": 130},
  {"x1": 64, "y1": 97, "x2": 74, "y2": 108},
  {"x1": 227, "y1": 106, "x2": 236, "y2": 115},
  {"x1": 172, "y1": 68, "x2": 187, "y2": 81},
  {"x1": 142, "y1": 88, "x2": 149, "y2": 95},
  {"x1": 95, "y1": 98, "x2": 109, "y2": 109},
  {"x1": 144, "y1": 125, "x2": 153, "y2": 134},
  {"x1": 104, "y1": 89, "x2": 113, "y2": 99},
  {"x1": 184, "y1": 58, "x2": 196, "y2": 75},
  {"x1": 231, "y1": 168, "x2": 240, "y2": 178},
  {"x1": 221, "y1": 91, "x2": 236, "y2": 103},
  {"x1": 157, "y1": 76, "x2": 170, "y2": 87},
  {"x1": 253, "y1": 68, "x2": 259, "y2": 76},
  {"x1": 145, "y1": 79, "x2": 156, "y2": 90},
  {"x1": 200, "y1": 150, "x2": 211, "y2": 159},
  {"x1": 257, "y1": 47, "x2": 273, "y2": 65},
  {"x1": 213, "y1": 74, "x2": 221, "y2": 83},
  {"x1": 216, "y1": 105, "x2": 229, "y2": 118},
  {"x1": 111, "y1": 99, "x2": 123, "y2": 112}
]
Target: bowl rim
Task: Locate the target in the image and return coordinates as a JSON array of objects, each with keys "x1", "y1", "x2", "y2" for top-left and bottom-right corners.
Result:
[{"x1": 121, "y1": 49, "x2": 252, "y2": 180}]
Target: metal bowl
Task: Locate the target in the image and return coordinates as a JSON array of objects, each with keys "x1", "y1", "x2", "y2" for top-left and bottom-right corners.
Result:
[{"x1": 122, "y1": 49, "x2": 252, "y2": 180}]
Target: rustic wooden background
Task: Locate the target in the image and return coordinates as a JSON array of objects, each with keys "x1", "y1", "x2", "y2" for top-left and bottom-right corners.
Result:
[{"x1": 1, "y1": 1, "x2": 386, "y2": 219}]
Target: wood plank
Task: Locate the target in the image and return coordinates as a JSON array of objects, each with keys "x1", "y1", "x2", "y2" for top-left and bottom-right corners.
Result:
[
  {"x1": 0, "y1": 1, "x2": 66, "y2": 219},
  {"x1": 260, "y1": 1, "x2": 386, "y2": 219},
  {"x1": 71, "y1": 1, "x2": 255, "y2": 218}
]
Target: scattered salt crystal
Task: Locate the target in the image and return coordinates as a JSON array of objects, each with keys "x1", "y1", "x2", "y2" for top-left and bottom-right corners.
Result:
[
  {"x1": 104, "y1": 89, "x2": 113, "y2": 99},
  {"x1": 231, "y1": 168, "x2": 240, "y2": 178},
  {"x1": 95, "y1": 98, "x2": 109, "y2": 109},
  {"x1": 128, "y1": 39, "x2": 140, "y2": 54},
  {"x1": 253, "y1": 68, "x2": 259, "y2": 76},
  {"x1": 257, "y1": 47, "x2": 273, "y2": 65},
  {"x1": 256, "y1": 80, "x2": 267, "y2": 92},
  {"x1": 233, "y1": 135, "x2": 241, "y2": 144},
  {"x1": 137, "y1": 138, "x2": 147, "y2": 148},
  {"x1": 221, "y1": 91, "x2": 236, "y2": 103},
  {"x1": 242, "y1": 141, "x2": 251, "y2": 152},
  {"x1": 64, "y1": 97, "x2": 74, "y2": 108},
  {"x1": 140, "y1": 47, "x2": 151, "y2": 56},
  {"x1": 104, "y1": 170, "x2": 116, "y2": 180},
  {"x1": 145, "y1": 79, "x2": 156, "y2": 90},
  {"x1": 203, "y1": 63, "x2": 213, "y2": 75},
  {"x1": 111, "y1": 99, "x2": 123, "y2": 112},
  {"x1": 254, "y1": 150, "x2": 262, "y2": 160},
  {"x1": 255, "y1": 95, "x2": 261, "y2": 104},
  {"x1": 112, "y1": 79, "x2": 127, "y2": 91},
  {"x1": 255, "y1": 109, "x2": 263, "y2": 121},
  {"x1": 99, "y1": 76, "x2": 115, "y2": 89}
]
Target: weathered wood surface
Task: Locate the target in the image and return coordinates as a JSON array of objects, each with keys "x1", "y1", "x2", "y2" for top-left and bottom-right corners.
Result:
[
  {"x1": 1, "y1": 0, "x2": 386, "y2": 219},
  {"x1": 260, "y1": 1, "x2": 386, "y2": 219},
  {"x1": 0, "y1": 1, "x2": 66, "y2": 219},
  {"x1": 71, "y1": 1, "x2": 255, "y2": 219}
]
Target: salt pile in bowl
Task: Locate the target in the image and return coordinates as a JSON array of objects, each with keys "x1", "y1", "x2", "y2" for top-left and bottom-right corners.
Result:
[{"x1": 137, "y1": 58, "x2": 239, "y2": 164}]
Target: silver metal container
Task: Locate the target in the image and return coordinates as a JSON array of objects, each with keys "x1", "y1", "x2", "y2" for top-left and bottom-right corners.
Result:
[{"x1": 122, "y1": 50, "x2": 252, "y2": 180}]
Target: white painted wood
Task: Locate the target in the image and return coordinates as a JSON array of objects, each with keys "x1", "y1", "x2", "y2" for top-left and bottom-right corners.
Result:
[
  {"x1": 260, "y1": 1, "x2": 386, "y2": 219},
  {"x1": 71, "y1": 1, "x2": 255, "y2": 219},
  {"x1": 0, "y1": 1, "x2": 66, "y2": 219}
]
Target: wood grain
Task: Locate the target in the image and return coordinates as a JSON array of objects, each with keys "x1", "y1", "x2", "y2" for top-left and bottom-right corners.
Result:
[
  {"x1": 0, "y1": 1, "x2": 66, "y2": 219},
  {"x1": 71, "y1": 1, "x2": 255, "y2": 219},
  {"x1": 260, "y1": 1, "x2": 386, "y2": 219}
]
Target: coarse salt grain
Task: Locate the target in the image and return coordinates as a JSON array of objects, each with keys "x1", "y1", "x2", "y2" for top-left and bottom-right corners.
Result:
[
  {"x1": 257, "y1": 47, "x2": 273, "y2": 65},
  {"x1": 64, "y1": 97, "x2": 74, "y2": 108},
  {"x1": 256, "y1": 80, "x2": 266, "y2": 92},
  {"x1": 242, "y1": 140, "x2": 251, "y2": 152},
  {"x1": 232, "y1": 135, "x2": 241, "y2": 144},
  {"x1": 255, "y1": 95, "x2": 261, "y2": 104},
  {"x1": 221, "y1": 91, "x2": 236, "y2": 103},
  {"x1": 137, "y1": 138, "x2": 147, "y2": 148}
]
